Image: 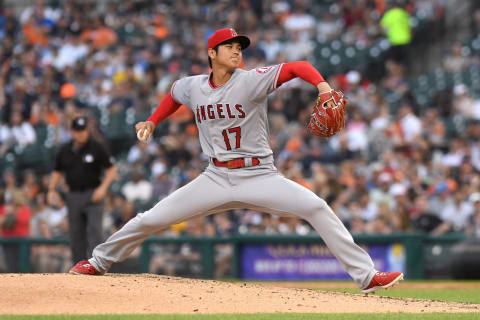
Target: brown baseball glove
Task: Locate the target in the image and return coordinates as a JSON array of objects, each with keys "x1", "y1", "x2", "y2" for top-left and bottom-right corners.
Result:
[{"x1": 307, "y1": 89, "x2": 348, "y2": 137}]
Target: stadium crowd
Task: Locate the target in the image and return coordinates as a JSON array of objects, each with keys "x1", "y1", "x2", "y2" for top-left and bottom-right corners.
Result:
[{"x1": 1, "y1": 0, "x2": 480, "y2": 274}]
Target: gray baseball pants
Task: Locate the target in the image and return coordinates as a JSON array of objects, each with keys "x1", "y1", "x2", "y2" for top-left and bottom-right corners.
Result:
[{"x1": 90, "y1": 161, "x2": 376, "y2": 288}]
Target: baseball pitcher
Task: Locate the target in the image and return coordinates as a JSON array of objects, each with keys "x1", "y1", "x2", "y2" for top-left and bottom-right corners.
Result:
[{"x1": 70, "y1": 28, "x2": 403, "y2": 293}]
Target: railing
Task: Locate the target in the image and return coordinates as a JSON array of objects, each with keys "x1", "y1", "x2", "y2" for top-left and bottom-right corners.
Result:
[{"x1": 0, "y1": 233, "x2": 468, "y2": 279}]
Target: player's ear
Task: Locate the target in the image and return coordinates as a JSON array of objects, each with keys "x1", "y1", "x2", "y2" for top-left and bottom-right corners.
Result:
[{"x1": 207, "y1": 48, "x2": 216, "y2": 60}]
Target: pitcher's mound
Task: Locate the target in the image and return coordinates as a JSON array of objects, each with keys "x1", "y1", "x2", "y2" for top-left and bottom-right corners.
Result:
[{"x1": 0, "y1": 274, "x2": 477, "y2": 314}]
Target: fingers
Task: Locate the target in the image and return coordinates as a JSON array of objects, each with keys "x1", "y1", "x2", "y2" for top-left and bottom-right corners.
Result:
[
  {"x1": 135, "y1": 121, "x2": 152, "y2": 142},
  {"x1": 135, "y1": 121, "x2": 149, "y2": 131},
  {"x1": 137, "y1": 127, "x2": 150, "y2": 141}
]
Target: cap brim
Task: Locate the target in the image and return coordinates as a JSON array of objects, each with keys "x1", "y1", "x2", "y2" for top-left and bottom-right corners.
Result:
[
  {"x1": 219, "y1": 35, "x2": 250, "y2": 50},
  {"x1": 236, "y1": 35, "x2": 250, "y2": 50}
]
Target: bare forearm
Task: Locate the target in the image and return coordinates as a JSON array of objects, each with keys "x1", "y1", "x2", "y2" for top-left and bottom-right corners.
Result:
[
  {"x1": 49, "y1": 171, "x2": 62, "y2": 191},
  {"x1": 99, "y1": 166, "x2": 117, "y2": 190}
]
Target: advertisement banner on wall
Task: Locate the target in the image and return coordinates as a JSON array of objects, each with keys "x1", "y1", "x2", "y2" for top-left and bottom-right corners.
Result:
[{"x1": 240, "y1": 243, "x2": 405, "y2": 280}]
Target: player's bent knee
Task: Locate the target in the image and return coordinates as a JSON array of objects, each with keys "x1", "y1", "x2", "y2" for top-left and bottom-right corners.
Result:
[
  {"x1": 136, "y1": 211, "x2": 175, "y2": 230},
  {"x1": 300, "y1": 198, "x2": 332, "y2": 219}
]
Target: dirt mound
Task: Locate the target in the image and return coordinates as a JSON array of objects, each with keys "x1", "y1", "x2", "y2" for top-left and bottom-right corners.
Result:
[{"x1": 1, "y1": 274, "x2": 477, "y2": 314}]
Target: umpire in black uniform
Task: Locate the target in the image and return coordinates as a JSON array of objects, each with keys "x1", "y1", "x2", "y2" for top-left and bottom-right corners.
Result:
[{"x1": 48, "y1": 116, "x2": 117, "y2": 263}]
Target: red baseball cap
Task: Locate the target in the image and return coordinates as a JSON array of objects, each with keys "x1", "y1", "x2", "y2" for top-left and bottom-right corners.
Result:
[{"x1": 207, "y1": 28, "x2": 250, "y2": 50}]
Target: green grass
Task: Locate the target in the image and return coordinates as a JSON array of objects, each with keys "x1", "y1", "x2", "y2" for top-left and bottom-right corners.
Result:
[
  {"x1": 320, "y1": 288, "x2": 480, "y2": 304},
  {"x1": 1, "y1": 315, "x2": 480, "y2": 320}
]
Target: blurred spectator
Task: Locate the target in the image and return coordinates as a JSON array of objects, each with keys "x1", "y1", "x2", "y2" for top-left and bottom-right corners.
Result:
[
  {"x1": 422, "y1": 108, "x2": 447, "y2": 148},
  {"x1": 432, "y1": 190, "x2": 474, "y2": 235},
  {"x1": 30, "y1": 191, "x2": 70, "y2": 272},
  {"x1": 381, "y1": 60, "x2": 410, "y2": 105},
  {"x1": 380, "y1": 2, "x2": 412, "y2": 63},
  {"x1": 127, "y1": 140, "x2": 157, "y2": 165},
  {"x1": 54, "y1": 35, "x2": 89, "y2": 70},
  {"x1": 370, "y1": 172, "x2": 395, "y2": 210},
  {"x1": 0, "y1": 190, "x2": 31, "y2": 272},
  {"x1": 1, "y1": 170, "x2": 21, "y2": 204},
  {"x1": 345, "y1": 108, "x2": 369, "y2": 154},
  {"x1": 466, "y1": 192, "x2": 480, "y2": 236},
  {"x1": 398, "y1": 105, "x2": 422, "y2": 144},
  {"x1": 121, "y1": 168, "x2": 153, "y2": 203},
  {"x1": 428, "y1": 182, "x2": 454, "y2": 216},
  {"x1": 44, "y1": 191, "x2": 69, "y2": 239},
  {"x1": 212, "y1": 213, "x2": 234, "y2": 278},
  {"x1": 80, "y1": 15, "x2": 117, "y2": 50},
  {"x1": 365, "y1": 203, "x2": 393, "y2": 234},
  {"x1": 150, "y1": 216, "x2": 209, "y2": 277},
  {"x1": 442, "y1": 139, "x2": 467, "y2": 167},
  {"x1": 283, "y1": 5, "x2": 315, "y2": 40},
  {"x1": 105, "y1": 193, "x2": 135, "y2": 234},
  {"x1": 21, "y1": 169, "x2": 40, "y2": 203},
  {"x1": 390, "y1": 184, "x2": 411, "y2": 232},
  {"x1": 283, "y1": 31, "x2": 314, "y2": 61},
  {"x1": 30, "y1": 192, "x2": 54, "y2": 239},
  {"x1": 357, "y1": 192, "x2": 379, "y2": 222},
  {"x1": 411, "y1": 194, "x2": 442, "y2": 233},
  {"x1": 316, "y1": 12, "x2": 342, "y2": 42},
  {"x1": 0, "y1": 76, "x2": 36, "y2": 125},
  {"x1": 0, "y1": 111, "x2": 36, "y2": 155},
  {"x1": 22, "y1": 14, "x2": 48, "y2": 46},
  {"x1": 452, "y1": 84, "x2": 479, "y2": 120},
  {"x1": 443, "y1": 43, "x2": 470, "y2": 73},
  {"x1": 151, "y1": 162, "x2": 173, "y2": 201},
  {"x1": 258, "y1": 31, "x2": 282, "y2": 63}
]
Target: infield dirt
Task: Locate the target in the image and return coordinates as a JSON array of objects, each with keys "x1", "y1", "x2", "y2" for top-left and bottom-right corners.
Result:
[{"x1": 1, "y1": 274, "x2": 478, "y2": 314}]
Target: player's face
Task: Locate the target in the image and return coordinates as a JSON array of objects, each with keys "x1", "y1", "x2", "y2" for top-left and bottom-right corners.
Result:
[{"x1": 215, "y1": 41, "x2": 243, "y2": 69}]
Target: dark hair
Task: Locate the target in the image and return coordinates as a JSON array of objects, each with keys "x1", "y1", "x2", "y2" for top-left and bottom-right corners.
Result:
[
  {"x1": 208, "y1": 39, "x2": 242, "y2": 68},
  {"x1": 208, "y1": 46, "x2": 218, "y2": 68}
]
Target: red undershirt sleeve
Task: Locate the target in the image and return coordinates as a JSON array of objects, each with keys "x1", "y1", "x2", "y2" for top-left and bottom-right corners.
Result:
[
  {"x1": 276, "y1": 61, "x2": 325, "y2": 87},
  {"x1": 147, "y1": 93, "x2": 182, "y2": 126}
]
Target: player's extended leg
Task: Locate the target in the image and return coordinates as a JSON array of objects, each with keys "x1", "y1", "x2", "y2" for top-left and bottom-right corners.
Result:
[
  {"x1": 234, "y1": 170, "x2": 377, "y2": 289},
  {"x1": 83, "y1": 170, "x2": 233, "y2": 273}
]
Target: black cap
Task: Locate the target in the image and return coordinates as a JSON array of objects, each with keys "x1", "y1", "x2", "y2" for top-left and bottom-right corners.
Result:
[{"x1": 71, "y1": 116, "x2": 88, "y2": 131}]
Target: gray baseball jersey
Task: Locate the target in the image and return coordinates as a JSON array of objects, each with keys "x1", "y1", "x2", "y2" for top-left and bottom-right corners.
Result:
[
  {"x1": 89, "y1": 65, "x2": 377, "y2": 289},
  {"x1": 171, "y1": 65, "x2": 282, "y2": 161}
]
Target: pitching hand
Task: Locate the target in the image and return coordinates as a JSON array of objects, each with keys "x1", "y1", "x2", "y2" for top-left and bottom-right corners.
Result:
[{"x1": 135, "y1": 121, "x2": 155, "y2": 142}]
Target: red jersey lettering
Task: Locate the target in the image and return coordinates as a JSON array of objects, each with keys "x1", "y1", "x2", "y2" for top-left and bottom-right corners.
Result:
[
  {"x1": 207, "y1": 105, "x2": 215, "y2": 119},
  {"x1": 235, "y1": 104, "x2": 245, "y2": 118},
  {"x1": 196, "y1": 106, "x2": 202, "y2": 123},
  {"x1": 217, "y1": 104, "x2": 225, "y2": 118},
  {"x1": 225, "y1": 104, "x2": 235, "y2": 118}
]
